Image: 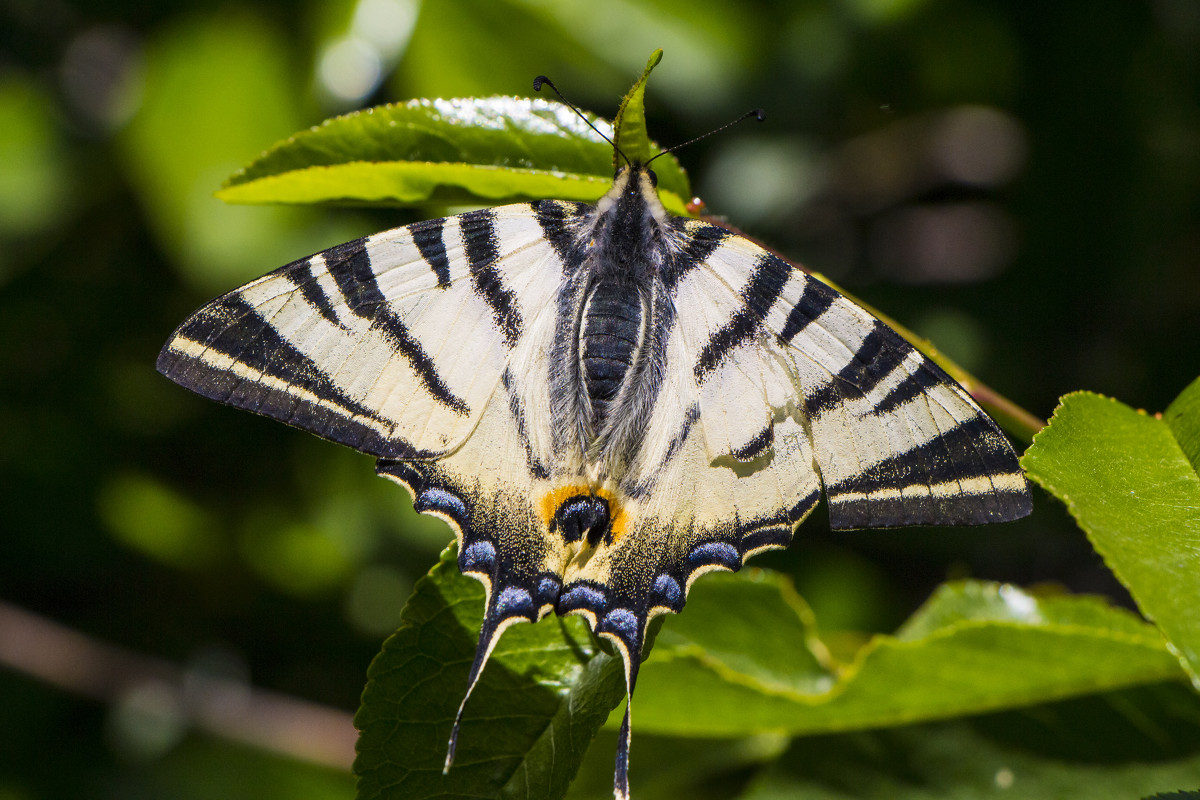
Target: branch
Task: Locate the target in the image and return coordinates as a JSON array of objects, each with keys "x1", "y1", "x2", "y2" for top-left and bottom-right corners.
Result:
[{"x1": 0, "y1": 599, "x2": 356, "y2": 770}]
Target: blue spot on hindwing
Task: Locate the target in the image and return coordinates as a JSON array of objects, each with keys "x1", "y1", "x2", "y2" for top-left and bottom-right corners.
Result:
[
  {"x1": 495, "y1": 586, "x2": 534, "y2": 618},
  {"x1": 558, "y1": 583, "x2": 609, "y2": 615},
  {"x1": 416, "y1": 487, "x2": 467, "y2": 519},
  {"x1": 459, "y1": 540, "x2": 496, "y2": 573},
  {"x1": 687, "y1": 541, "x2": 741, "y2": 570},
  {"x1": 651, "y1": 573, "x2": 682, "y2": 608},
  {"x1": 535, "y1": 574, "x2": 562, "y2": 606},
  {"x1": 600, "y1": 608, "x2": 640, "y2": 643}
]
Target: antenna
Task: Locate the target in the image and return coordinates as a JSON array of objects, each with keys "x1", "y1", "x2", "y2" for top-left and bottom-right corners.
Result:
[
  {"x1": 646, "y1": 108, "x2": 765, "y2": 167},
  {"x1": 534, "y1": 75, "x2": 630, "y2": 166}
]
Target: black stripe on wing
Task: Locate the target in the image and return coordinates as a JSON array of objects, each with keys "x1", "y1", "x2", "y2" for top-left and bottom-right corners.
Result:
[
  {"x1": 824, "y1": 416, "x2": 1031, "y2": 527},
  {"x1": 871, "y1": 361, "x2": 948, "y2": 416},
  {"x1": 157, "y1": 295, "x2": 429, "y2": 459},
  {"x1": 324, "y1": 238, "x2": 469, "y2": 416},
  {"x1": 694, "y1": 253, "x2": 790, "y2": 382},
  {"x1": 803, "y1": 320, "x2": 912, "y2": 416},
  {"x1": 462, "y1": 208, "x2": 523, "y2": 349},
  {"x1": 409, "y1": 218, "x2": 453, "y2": 288},
  {"x1": 826, "y1": 415, "x2": 1015, "y2": 491},
  {"x1": 533, "y1": 199, "x2": 589, "y2": 273},
  {"x1": 779, "y1": 278, "x2": 838, "y2": 343},
  {"x1": 663, "y1": 222, "x2": 730, "y2": 292},
  {"x1": 730, "y1": 425, "x2": 774, "y2": 461},
  {"x1": 829, "y1": 487, "x2": 1031, "y2": 528},
  {"x1": 288, "y1": 251, "x2": 351, "y2": 329},
  {"x1": 502, "y1": 368, "x2": 551, "y2": 481}
]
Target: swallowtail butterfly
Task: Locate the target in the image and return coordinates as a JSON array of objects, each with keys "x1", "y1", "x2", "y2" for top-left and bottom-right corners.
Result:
[{"x1": 158, "y1": 69, "x2": 1031, "y2": 799}]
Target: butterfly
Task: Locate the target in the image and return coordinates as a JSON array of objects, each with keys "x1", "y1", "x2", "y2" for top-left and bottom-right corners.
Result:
[{"x1": 157, "y1": 78, "x2": 1031, "y2": 799}]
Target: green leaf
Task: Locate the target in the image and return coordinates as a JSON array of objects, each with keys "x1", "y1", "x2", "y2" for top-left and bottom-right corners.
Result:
[
  {"x1": 653, "y1": 570, "x2": 834, "y2": 697},
  {"x1": 612, "y1": 49, "x2": 663, "y2": 166},
  {"x1": 628, "y1": 573, "x2": 1184, "y2": 737},
  {"x1": 1022, "y1": 388, "x2": 1200, "y2": 687},
  {"x1": 217, "y1": 96, "x2": 691, "y2": 214},
  {"x1": 354, "y1": 546, "x2": 626, "y2": 800},
  {"x1": 1166, "y1": 376, "x2": 1200, "y2": 472},
  {"x1": 739, "y1": 683, "x2": 1200, "y2": 799}
]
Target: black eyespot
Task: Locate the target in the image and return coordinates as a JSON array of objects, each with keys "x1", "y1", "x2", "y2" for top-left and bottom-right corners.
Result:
[{"x1": 550, "y1": 494, "x2": 612, "y2": 546}]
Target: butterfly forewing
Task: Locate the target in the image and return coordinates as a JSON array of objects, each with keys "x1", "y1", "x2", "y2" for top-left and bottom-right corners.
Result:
[
  {"x1": 157, "y1": 204, "x2": 577, "y2": 460},
  {"x1": 696, "y1": 234, "x2": 1031, "y2": 528}
]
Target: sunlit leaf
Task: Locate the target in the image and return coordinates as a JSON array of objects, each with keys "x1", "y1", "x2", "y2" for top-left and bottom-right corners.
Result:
[
  {"x1": 354, "y1": 547, "x2": 626, "y2": 800},
  {"x1": 218, "y1": 97, "x2": 691, "y2": 214},
  {"x1": 629, "y1": 575, "x2": 1184, "y2": 737},
  {"x1": 1022, "y1": 386, "x2": 1200, "y2": 687},
  {"x1": 652, "y1": 570, "x2": 834, "y2": 697}
]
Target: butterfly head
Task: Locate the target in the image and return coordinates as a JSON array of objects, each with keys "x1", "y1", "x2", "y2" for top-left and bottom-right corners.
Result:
[{"x1": 597, "y1": 162, "x2": 670, "y2": 229}]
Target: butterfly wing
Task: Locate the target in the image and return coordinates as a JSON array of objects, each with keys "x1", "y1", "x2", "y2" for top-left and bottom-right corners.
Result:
[
  {"x1": 159, "y1": 198, "x2": 616, "y2": 767},
  {"x1": 559, "y1": 217, "x2": 1032, "y2": 671},
  {"x1": 157, "y1": 204, "x2": 576, "y2": 460},
  {"x1": 637, "y1": 221, "x2": 1030, "y2": 535},
  {"x1": 725, "y1": 239, "x2": 1032, "y2": 530},
  {"x1": 623, "y1": 218, "x2": 1029, "y2": 542}
]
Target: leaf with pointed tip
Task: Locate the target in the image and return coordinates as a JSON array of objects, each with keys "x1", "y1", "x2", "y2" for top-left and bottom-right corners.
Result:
[
  {"x1": 612, "y1": 49, "x2": 662, "y2": 166},
  {"x1": 354, "y1": 546, "x2": 626, "y2": 800},
  {"x1": 217, "y1": 96, "x2": 690, "y2": 214},
  {"x1": 627, "y1": 575, "x2": 1184, "y2": 737},
  {"x1": 1022, "y1": 384, "x2": 1200, "y2": 687}
]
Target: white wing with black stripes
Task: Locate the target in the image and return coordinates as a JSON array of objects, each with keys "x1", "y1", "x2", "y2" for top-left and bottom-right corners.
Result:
[
  {"x1": 158, "y1": 161, "x2": 1030, "y2": 800},
  {"x1": 681, "y1": 230, "x2": 1031, "y2": 530},
  {"x1": 157, "y1": 207, "x2": 561, "y2": 460}
]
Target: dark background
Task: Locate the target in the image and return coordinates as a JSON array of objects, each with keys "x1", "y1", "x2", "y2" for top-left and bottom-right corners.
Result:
[{"x1": 2, "y1": 1, "x2": 1198, "y2": 797}]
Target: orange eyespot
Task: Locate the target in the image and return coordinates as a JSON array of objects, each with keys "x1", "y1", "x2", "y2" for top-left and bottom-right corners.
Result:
[{"x1": 538, "y1": 485, "x2": 629, "y2": 543}]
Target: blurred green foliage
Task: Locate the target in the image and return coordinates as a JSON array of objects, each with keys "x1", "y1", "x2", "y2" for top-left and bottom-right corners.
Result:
[{"x1": 2, "y1": 1, "x2": 1199, "y2": 798}]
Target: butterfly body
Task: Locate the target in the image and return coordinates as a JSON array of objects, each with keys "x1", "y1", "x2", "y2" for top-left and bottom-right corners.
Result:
[{"x1": 159, "y1": 157, "x2": 1029, "y2": 798}]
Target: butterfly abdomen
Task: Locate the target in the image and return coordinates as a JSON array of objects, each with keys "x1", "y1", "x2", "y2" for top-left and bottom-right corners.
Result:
[{"x1": 580, "y1": 279, "x2": 645, "y2": 426}]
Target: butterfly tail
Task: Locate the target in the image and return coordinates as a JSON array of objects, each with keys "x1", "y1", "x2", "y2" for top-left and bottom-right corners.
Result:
[
  {"x1": 613, "y1": 691, "x2": 635, "y2": 800},
  {"x1": 596, "y1": 609, "x2": 645, "y2": 800},
  {"x1": 444, "y1": 600, "x2": 531, "y2": 773}
]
